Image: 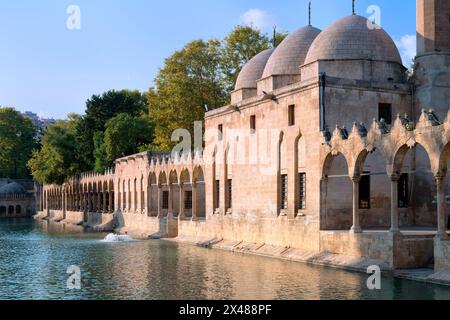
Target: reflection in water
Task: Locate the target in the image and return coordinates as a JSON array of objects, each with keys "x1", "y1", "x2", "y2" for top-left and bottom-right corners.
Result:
[{"x1": 0, "y1": 219, "x2": 449, "y2": 300}]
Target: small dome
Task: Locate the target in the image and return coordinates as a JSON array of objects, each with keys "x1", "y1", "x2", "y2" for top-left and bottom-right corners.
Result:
[
  {"x1": 0, "y1": 182, "x2": 26, "y2": 195},
  {"x1": 235, "y1": 48, "x2": 274, "y2": 90},
  {"x1": 263, "y1": 25, "x2": 321, "y2": 78},
  {"x1": 305, "y1": 15, "x2": 402, "y2": 65}
]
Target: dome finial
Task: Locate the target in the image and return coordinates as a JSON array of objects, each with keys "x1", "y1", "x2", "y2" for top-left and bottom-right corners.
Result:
[
  {"x1": 352, "y1": 0, "x2": 356, "y2": 15},
  {"x1": 308, "y1": 1, "x2": 312, "y2": 26}
]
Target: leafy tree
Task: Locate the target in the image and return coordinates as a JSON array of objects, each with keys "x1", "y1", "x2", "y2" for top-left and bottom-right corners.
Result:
[
  {"x1": 76, "y1": 90, "x2": 147, "y2": 169},
  {"x1": 103, "y1": 113, "x2": 154, "y2": 163},
  {"x1": 148, "y1": 39, "x2": 227, "y2": 150},
  {"x1": 0, "y1": 107, "x2": 36, "y2": 179},
  {"x1": 28, "y1": 114, "x2": 82, "y2": 185},
  {"x1": 93, "y1": 131, "x2": 108, "y2": 173}
]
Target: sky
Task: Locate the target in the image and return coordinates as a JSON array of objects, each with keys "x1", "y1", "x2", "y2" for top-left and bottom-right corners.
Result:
[{"x1": 0, "y1": 0, "x2": 417, "y2": 119}]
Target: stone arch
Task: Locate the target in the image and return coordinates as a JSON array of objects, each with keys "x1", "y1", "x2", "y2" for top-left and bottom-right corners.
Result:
[
  {"x1": 295, "y1": 130, "x2": 306, "y2": 213},
  {"x1": 321, "y1": 151, "x2": 353, "y2": 231},
  {"x1": 158, "y1": 171, "x2": 169, "y2": 217},
  {"x1": 193, "y1": 166, "x2": 206, "y2": 218},
  {"x1": 354, "y1": 146, "x2": 391, "y2": 229},
  {"x1": 393, "y1": 142, "x2": 437, "y2": 228}
]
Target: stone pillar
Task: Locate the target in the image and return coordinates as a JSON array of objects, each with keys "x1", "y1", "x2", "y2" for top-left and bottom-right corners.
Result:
[
  {"x1": 351, "y1": 176, "x2": 362, "y2": 233},
  {"x1": 436, "y1": 175, "x2": 449, "y2": 240},
  {"x1": 103, "y1": 192, "x2": 107, "y2": 213},
  {"x1": 97, "y1": 192, "x2": 102, "y2": 212},
  {"x1": 192, "y1": 183, "x2": 198, "y2": 221},
  {"x1": 390, "y1": 175, "x2": 400, "y2": 233},
  {"x1": 179, "y1": 184, "x2": 185, "y2": 220},
  {"x1": 109, "y1": 191, "x2": 114, "y2": 213},
  {"x1": 168, "y1": 184, "x2": 174, "y2": 218},
  {"x1": 157, "y1": 186, "x2": 162, "y2": 218}
]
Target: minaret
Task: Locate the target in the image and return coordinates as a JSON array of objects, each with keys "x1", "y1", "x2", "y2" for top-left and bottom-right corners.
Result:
[
  {"x1": 417, "y1": 0, "x2": 450, "y2": 54},
  {"x1": 415, "y1": 0, "x2": 450, "y2": 120}
]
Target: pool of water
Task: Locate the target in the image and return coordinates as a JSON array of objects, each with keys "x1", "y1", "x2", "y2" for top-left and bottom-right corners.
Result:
[{"x1": 1, "y1": 219, "x2": 450, "y2": 300}]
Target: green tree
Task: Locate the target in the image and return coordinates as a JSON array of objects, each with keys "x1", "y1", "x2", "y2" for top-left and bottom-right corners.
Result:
[
  {"x1": 93, "y1": 131, "x2": 108, "y2": 173},
  {"x1": 76, "y1": 90, "x2": 147, "y2": 170},
  {"x1": 148, "y1": 39, "x2": 227, "y2": 150},
  {"x1": 28, "y1": 114, "x2": 82, "y2": 185},
  {"x1": 103, "y1": 113, "x2": 154, "y2": 163},
  {"x1": 0, "y1": 107, "x2": 36, "y2": 179}
]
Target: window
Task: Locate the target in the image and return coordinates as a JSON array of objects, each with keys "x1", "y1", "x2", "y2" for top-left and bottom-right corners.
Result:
[
  {"x1": 215, "y1": 180, "x2": 220, "y2": 210},
  {"x1": 280, "y1": 174, "x2": 288, "y2": 210},
  {"x1": 288, "y1": 105, "x2": 295, "y2": 126},
  {"x1": 8, "y1": 206, "x2": 14, "y2": 215},
  {"x1": 250, "y1": 115, "x2": 256, "y2": 134},
  {"x1": 184, "y1": 191, "x2": 192, "y2": 210},
  {"x1": 378, "y1": 103, "x2": 392, "y2": 125},
  {"x1": 227, "y1": 179, "x2": 232, "y2": 209},
  {"x1": 359, "y1": 173, "x2": 371, "y2": 209},
  {"x1": 299, "y1": 173, "x2": 306, "y2": 210},
  {"x1": 218, "y1": 124, "x2": 223, "y2": 141},
  {"x1": 16, "y1": 205, "x2": 21, "y2": 214},
  {"x1": 162, "y1": 191, "x2": 169, "y2": 209},
  {"x1": 398, "y1": 173, "x2": 409, "y2": 208}
]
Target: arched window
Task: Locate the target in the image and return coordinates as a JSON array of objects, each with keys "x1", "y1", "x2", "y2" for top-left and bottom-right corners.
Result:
[{"x1": 16, "y1": 205, "x2": 21, "y2": 214}]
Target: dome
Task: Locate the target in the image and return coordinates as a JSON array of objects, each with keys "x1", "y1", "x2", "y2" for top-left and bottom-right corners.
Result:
[
  {"x1": 263, "y1": 25, "x2": 321, "y2": 78},
  {"x1": 305, "y1": 15, "x2": 402, "y2": 65},
  {"x1": 235, "y1": 48, "x2": 274, "y2": 90},
  {"x1": 0, "y1": 182, "x2": 26, "y2": 195}
]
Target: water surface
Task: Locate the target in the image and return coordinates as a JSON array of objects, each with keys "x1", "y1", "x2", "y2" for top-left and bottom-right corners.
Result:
[{"x1": 0, "y1": 219, "x2": 449, "y2": 300}]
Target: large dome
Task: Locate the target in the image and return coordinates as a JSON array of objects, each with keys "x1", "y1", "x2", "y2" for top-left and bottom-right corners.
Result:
[
  {"x1": 235, "y1": 48, "x2": 274, "y2": 90},
  {"x1": 0, "y1": 182, "x2": 26, "y2": 195},
  {"x1": 305, "y1": 15, "x2": 402, "y2": 65},
  {"x1": 263, "y1": 25, "x2": 321, "y2": 78}
]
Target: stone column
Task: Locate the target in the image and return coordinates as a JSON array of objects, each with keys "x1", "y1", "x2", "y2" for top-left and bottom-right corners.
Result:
[
  {"x1": 351, "y1": 176, "x2": 362, "y2": 233},
  {"x1": 168, "y1": 184, "x2": 174, "y2": 218},
  {"x1": 109, "y1": 191, "x2": 114, "y2": 213},
  {"x1": 103, "y1": 192, "x2": 107, "y2": 213},
  {"x1": 179, "y1": 184, "x2": 185, "y2": 220},
  {"x1": 157, "y1": 186, "x2": 162, "y2": 218},
  {"x1": 192, "y1": 183, "x2": 198, "y2": 221},
  {"x1": 97, "y1": 192, "x2": 102, "y2": 212},
  {"x1": 390, "y1": 175, "x2": 400, "y2": 233},
  {"x1": 436, "y1": 175, "x2": 449, "y2": 240}
]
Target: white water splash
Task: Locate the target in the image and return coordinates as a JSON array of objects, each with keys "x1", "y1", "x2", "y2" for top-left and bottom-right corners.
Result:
[{"x1": 102, "y1": 233, "x2": 135, "y2": 243}]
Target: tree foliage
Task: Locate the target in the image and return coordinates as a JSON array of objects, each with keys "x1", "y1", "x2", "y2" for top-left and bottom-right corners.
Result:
[
  {"x1": 28, "y1": 114, "x2": 82, "y2": 185},
  {"x1": 103, "y1": 113, "x2": 154, "y2": 164},
  {"x1": 149, "y1": 39, "x2": 227, "y2": 151},
  {"x1": 0, "y1": 107, "x2": 36, "y2": 179},
  {"x1": 76, "y1": 90, "x2": 147, "y2": 170}
]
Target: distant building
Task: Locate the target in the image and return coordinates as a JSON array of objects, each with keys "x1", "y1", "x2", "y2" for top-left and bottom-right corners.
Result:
[
  {"x1": 0, "y1": 179, "x2": 35, "y2": 218},
  {"x1": 22, "y1": 111, "x2": 56, "y2": 137}
]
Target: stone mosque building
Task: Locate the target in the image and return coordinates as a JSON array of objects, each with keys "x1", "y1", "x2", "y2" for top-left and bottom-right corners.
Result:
[{"x1": 38, "y1": 0, "x2": 450, "y2": 276}]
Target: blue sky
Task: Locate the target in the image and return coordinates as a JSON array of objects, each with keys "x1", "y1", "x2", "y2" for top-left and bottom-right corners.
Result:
[{"x1": 0, "y1": 0, "x2": 417, "y2": 119}]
